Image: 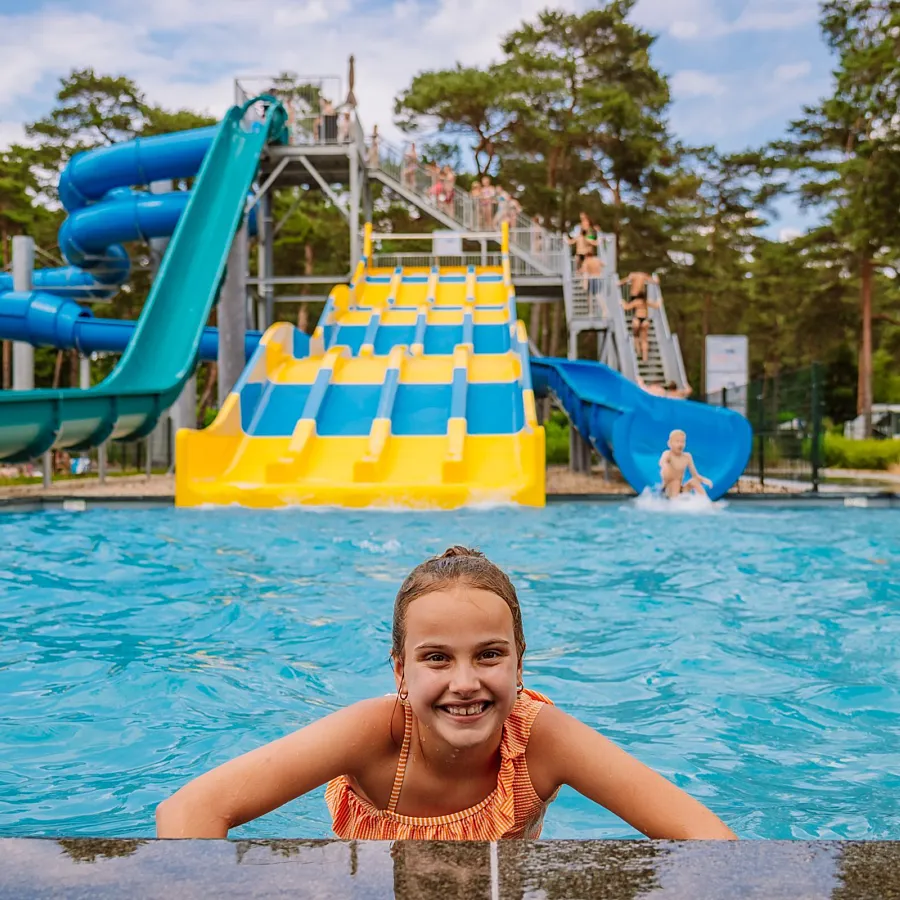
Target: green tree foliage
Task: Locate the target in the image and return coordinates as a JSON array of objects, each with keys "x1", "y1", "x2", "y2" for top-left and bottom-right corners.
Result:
[
  {"x1": 3, "y1": 1, "x2": 899, "y2": 427},
  {"x1": 395, "y1": 66, "x2": 513, "y2": 174},
  {"x1": 774, "y1": 0, "x2": 900, "y2": 431}
]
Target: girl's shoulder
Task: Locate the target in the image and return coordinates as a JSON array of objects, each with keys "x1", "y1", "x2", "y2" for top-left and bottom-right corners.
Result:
[
  {"x1": 520, "y1": 702, "x2": 572, "y2": 801},
  {"x1": 330, "y1": 696, "x2": 407, "y2": 769}
]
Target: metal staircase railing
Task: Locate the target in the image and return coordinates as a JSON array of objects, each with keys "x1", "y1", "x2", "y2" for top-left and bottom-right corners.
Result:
[
  {"x1": 618, "y1": 280, "x2": 686, "y2": 389},
  {"x1": 367, "y1": 137, "x2": 567, "y2": 278},
  {"x1": 647, "y1": 281, "x2": 688, "y2": 389}
]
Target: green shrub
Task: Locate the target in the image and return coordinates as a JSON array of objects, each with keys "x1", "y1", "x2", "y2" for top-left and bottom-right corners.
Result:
[
  {"x1": 823, "y1": 434, "x2": 900, "y2": 470},
  {"x1": 544, "y1": 415, "x2": 570, "y2": 465}
]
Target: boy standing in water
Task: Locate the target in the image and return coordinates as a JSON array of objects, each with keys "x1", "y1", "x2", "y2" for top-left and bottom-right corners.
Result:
[{"x1": 660, "y1": 430, "x2": 713, "y2": 498}]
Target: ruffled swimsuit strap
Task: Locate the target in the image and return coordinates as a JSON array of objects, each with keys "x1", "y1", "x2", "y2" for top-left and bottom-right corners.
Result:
[{"x1": 387, "y1": 702, "x2": 413, "y2": 813}]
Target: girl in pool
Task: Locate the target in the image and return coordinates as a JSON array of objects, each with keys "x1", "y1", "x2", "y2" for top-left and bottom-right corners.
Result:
[{"x1": 156, "y1": 547, "x2": 736, "y2": 840}]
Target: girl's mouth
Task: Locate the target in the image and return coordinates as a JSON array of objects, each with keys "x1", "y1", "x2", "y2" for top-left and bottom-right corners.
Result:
[{"x1": 438, "y1": 701, "x2": 492, "y2": 720}]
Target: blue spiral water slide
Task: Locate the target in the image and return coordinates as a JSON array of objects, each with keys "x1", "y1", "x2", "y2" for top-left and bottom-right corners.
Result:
[
  {"x1": 0, "y1": 98, "x2": 288, "y2": 462},
  {"x1": 0, "y1": 127, "x2": 266, "y2": 361}
]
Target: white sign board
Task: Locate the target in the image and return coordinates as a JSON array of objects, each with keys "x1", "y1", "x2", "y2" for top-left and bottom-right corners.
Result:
[
  {"x1": 706, "y1": 335, "x2": 748, "y2": 414},
  {"x1": 432, "y1": 230, "x2": 462, "y2": 256}
]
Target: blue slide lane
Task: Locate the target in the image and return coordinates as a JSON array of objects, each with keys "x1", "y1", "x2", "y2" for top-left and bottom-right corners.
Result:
[{"x1": 531, "y1": 358, "x2": 752, "y2": 500}]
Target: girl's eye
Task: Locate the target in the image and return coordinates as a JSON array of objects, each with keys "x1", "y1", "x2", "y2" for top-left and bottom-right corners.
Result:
[
  {"x1": 425, "y1": 653, "x2": 447, "y2": 663},
  {"x1": 481, "y1": 650, "x2": 501, "y2": 660}
]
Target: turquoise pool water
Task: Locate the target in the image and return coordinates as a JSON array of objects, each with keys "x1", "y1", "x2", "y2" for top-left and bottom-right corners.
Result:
[{"x1": 1, "y1": 503, "x2": 897, "y2": 840}]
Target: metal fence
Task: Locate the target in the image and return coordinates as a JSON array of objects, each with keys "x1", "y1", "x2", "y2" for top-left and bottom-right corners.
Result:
[{"x1": 706, "y1": 364, "x2": 824, "y2": 490}]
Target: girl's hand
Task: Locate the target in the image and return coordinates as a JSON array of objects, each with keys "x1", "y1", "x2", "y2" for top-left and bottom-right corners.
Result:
[{"x1": 528, "y1": 706, "x2": 737, "y2": 840}]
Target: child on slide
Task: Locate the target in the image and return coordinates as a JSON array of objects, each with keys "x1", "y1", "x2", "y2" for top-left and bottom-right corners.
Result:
[
  {"x1": 157, "y1": 547, "x2": 736, "y2": 841},
  {"x1": 660, "y1": 429, "x2": 713, "y2": 499}
]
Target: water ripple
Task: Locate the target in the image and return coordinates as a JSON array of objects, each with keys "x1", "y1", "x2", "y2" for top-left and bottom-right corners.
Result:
[{"x1": 0, "y1": 504, "x2": 898, "y2": 839}]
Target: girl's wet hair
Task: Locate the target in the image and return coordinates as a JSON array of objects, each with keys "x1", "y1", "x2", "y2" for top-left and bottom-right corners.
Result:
[{"x1": 392, "y1": 546, "x2": 526, "y2": 660}]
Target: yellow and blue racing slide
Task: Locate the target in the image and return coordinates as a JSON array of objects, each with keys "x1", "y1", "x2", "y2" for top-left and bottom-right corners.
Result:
[{"x1": 175, "y1": 225, "x2": 545, "y2": 508}]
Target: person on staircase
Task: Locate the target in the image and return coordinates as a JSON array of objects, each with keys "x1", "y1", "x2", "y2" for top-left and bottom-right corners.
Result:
[
  {"x1": 367, "y1": 126, "x2": 380, "y2": 168},
  {"x1": 479, "y1": 176, "x2": 495, "y2": 229},
  {"x1": 567, "y1": 212, "x2": 598, "y2": 288},
  {"x1": 620, "y1": 272, "x2": 660, "y2": 364},
  {"x1": 440, "y1": 166, "x2": 456, "y2": 215},
  {"x1": 402, "y1": 143, "x2": 418, "y2": 190}
]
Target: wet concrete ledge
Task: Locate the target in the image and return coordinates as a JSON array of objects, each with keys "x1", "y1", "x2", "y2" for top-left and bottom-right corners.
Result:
[
  {"x1": 0, "y1": 493, "x2": 898, "y2": 513},
  {"x1": 1, "y1": 838, "x2": 898, "y2": 899}
]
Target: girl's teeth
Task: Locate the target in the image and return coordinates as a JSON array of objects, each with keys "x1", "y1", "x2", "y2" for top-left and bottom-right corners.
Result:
[{"x1": 445, "y1": 703, "x2": 486, "y2": 716}]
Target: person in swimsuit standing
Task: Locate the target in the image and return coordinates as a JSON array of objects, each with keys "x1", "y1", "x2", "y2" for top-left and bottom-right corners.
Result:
[
  {"x1": 620, "y1": 272, "x2": 661, "y2": 363},
  {"x1": 156, "y1": 547, "x2": 737, "y2": 841}
]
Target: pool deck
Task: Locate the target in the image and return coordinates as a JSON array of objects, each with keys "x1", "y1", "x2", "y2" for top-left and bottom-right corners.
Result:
[
  {"x1": 0, "y1": 469, "x2": 897, "y2": 511},
  {"x1": 1, "y1": 838, "x2": 898, "y2": 898}
]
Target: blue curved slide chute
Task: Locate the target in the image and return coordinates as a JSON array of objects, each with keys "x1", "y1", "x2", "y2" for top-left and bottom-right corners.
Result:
[
  {"x1": 0, "y1": 98, "x2": 288, "y2": 463},
  {"x1": 531, "y1": 358, "x2": 752, "y2": 500}
]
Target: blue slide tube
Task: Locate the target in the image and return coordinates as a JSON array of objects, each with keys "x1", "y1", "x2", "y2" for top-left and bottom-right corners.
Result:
[
  {"x1": 532, "y1": 357, "x2": 752, "y2": 499},
  {"x1": 0, "y1": 291, "x2": 269, "y2": 362}
]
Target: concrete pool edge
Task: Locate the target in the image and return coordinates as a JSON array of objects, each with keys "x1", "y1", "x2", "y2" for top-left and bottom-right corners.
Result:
[
  {"x1": 1, "y1": 492, "x2": 898, "y2": 512},
  {"x1": 0, "y1": 837, "x2": 898, "y2": 898}
]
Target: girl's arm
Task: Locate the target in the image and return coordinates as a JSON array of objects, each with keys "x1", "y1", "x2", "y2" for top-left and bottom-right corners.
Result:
[
  {"x1": 529, "y1": 706, "x2": 737, "y2": 840},
  {"x1": 156, "y1": 698, "x2": 395, "y2": 838}
]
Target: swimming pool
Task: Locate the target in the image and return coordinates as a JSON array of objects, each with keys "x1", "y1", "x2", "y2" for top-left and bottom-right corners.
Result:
[{"x1": 1, "y1": 503, "x2": 897, "y2": 840}]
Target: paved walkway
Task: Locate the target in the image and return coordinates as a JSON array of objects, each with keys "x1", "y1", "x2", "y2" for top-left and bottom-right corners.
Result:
[{"x1": 0, "y1": 467, "x2": 808, "y2": 500}]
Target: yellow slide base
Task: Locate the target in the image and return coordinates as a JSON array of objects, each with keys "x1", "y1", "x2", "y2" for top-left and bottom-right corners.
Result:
[{"x1": 175, "y1": 429, "x2": 545, "y2": 510}]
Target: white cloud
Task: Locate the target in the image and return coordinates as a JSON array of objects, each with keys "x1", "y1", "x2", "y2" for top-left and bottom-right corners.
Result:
[
  {"x1": 0, "y1": 121, "x2": 26, "y2": 149},
  {"x1": 671, "y1": 70, "x2": 726, "y2": 99},
  {"x1": 667, "y1": 55, "x2": 828, "y2": 148},
  {"x1": 669, "y1": 21, "x2": 701, "y2": 39},
  {"x1": 779, "y1": 227, "x2": 802, "y2": 242},
  {"x1": 0, "y1": 0, "x2": 592, "y2": 152},
  {"x1": 774, "y1": 61, "x2": 812, "y2": 83},
  {"x1": 634, "y1": 0, "x2": 818, "y2": 41}
]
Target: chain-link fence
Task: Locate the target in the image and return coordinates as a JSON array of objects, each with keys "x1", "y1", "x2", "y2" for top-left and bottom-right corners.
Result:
[{"x1": 705, "y1": 364, "x2": 824, "y2": 490}]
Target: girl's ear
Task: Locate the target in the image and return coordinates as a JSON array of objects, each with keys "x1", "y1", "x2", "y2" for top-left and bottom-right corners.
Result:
[
  {"x1": 392, "y1": 652, "x2": 405, "y2": 691},
  {"x1": 516, "y1": 650, "x2": 524, "y2": 685}
]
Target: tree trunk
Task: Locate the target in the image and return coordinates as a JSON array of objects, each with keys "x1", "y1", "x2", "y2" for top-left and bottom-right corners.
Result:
[
  {"x1": 858, "y1": 256, "x2": 873, "y2": 436},
  {"x1": 539, "y1": 304, "x2": 551, "y2": 356},
  {"x1": 529, "y1": 302, "x2": 541, "y2": 350},
  {"x1": 612, "y1": 181, "x2": 622, "y2": 252},
  {"x1": 700, "y1": 291, "x2": 712, "y2": 394},
  {"x1": 52, "y1": 351, "x2": 64, "y2": 389},
  {"x1": 550, "y1": 299, "x2": 563, "y2": 358},
  {"x1": 69, "y1": 350, "x2": 79, "y2": 388},
  {"x1": 304, "y1": 243, "x2": 314, "y2": 275},
  {"x1": 197, "y1": 362, "x2": 218, "y2": 414},
  {"x1": 1, "y1": 341, "x2": 9, "y2": 390}
]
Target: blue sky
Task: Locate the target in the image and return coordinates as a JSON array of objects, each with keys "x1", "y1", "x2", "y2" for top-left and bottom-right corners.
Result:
[{"x1": 1, "y1": 0, "x2": 831, "y2": 235}]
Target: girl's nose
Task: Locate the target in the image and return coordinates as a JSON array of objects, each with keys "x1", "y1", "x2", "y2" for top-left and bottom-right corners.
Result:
[{"x1": 448, "y1": 663, "x2": 480, "y2": 695}]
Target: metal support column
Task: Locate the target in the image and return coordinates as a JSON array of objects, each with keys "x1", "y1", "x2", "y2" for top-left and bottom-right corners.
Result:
[
  {"x1": 258, "y1": 191, "x2": 275, "y2": 329},
  {"x1": 11, "y1": 236, "x2": 34, "y2": 391},
  {"x1": 362, "y1": 169, "x2": 373, "y2": 223},
  {"x1": 349, "y1": 145, "x2": 361, "y2": 268},
  {"x1": 569, "y1": 426, "x2": 592, "y2": 474},
  {"x1": 568, "y1": 327, "x2": 579, "y2": 361},
  {"x1": 218, "y1": 223, "x2": 249, "y2": 406}
]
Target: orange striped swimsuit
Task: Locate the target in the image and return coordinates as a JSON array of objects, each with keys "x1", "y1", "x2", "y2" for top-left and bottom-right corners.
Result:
[{"x1": 325, "y1": 688, "x2": 555, "y2": 840}]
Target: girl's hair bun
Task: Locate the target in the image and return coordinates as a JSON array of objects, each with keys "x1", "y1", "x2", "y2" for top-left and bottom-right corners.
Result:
[{"x1": 439, "y1": 546, "x2": 485, "y2": 559}]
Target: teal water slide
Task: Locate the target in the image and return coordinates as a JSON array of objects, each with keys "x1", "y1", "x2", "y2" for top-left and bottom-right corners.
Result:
[{"x1": 0, "y1": 98, "x2": 286, "y2": 463}]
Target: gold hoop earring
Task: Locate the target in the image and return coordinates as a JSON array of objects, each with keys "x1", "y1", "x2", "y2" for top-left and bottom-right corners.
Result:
[
  {"x1": 399, "y1": 688, "x2": 408, "y2": 702},
  {"x1": 516, "y1": 682, "x2": 524, "y2": 695}
]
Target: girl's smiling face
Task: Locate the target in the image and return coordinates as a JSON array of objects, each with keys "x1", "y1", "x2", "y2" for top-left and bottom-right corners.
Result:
[{"x1": 394, "y1": 584, "x2": 522, "y2": 751}]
